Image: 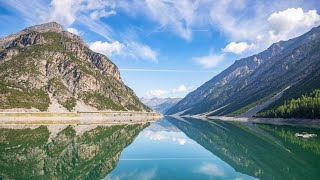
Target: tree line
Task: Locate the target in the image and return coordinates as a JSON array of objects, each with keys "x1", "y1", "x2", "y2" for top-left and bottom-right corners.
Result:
[{"x1": 257, "y1": 89, "x2": 320, "y2": 119}]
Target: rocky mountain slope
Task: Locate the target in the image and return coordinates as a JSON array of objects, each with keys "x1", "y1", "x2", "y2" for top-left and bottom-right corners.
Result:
[
  {"x1": 0, "y1": 22, "x2": 150, "y2": 112},
  {"x1": 141, "y1": 97, "x2": 181, "y2": 114},
  {"x1": 167, "y1": 25, "x2": 320, "y2": 117}
]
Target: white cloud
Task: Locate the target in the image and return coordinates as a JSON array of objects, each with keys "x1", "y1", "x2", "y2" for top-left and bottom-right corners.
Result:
[
  {"x1": 66, "y1": 27, "x2": 80, "y2": 35},
  {"x1": 90, "y1": 9, "x2": 116, "y2": 20},
  {"x1": 90, "y1": 40, "x2": 158, "y2": 62},
  {"x1": 89, "y1": 41, "x2": 124, "y2": 56},
  {"x1": 47, "y1": 0, "x2": 80, "y2": 26},
  {"x1": 193, "y1": 54, "x2": 225, "y2": 69},
  {"x1": 222, "y1": 42, "x2": 255, "y2": 54},
  {"x1": 5, "y1": 1, "x2": 320, "y2": 55},
  {"x1": 117, "y1": 0, "x2": 200, "y2": 41},
  {"x1": 145, "y1": 89, "x2": 169, "y2": 98},
  {"x1": 172, "y1": 85, "x2": 188, "y2": 93},
  {"x1": 196, "y1": 163, "x2": 224, "y2": 177},
  {"x1": 267, "y1": 8, "x2": 320, "y2": 42},
  {"x1": 125, "y1": 41, "x2": 158, "y2": 62},
  {"x1": 145, "y1": 84, "x2": 191, "y2": 98}
]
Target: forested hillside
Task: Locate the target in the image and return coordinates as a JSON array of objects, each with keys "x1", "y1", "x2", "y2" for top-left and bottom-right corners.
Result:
[{"x1": 257, "y1": 89, "x2": 320, "y2": 119}]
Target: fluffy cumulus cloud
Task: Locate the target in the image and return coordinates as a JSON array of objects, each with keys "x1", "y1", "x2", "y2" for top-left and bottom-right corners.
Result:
[
  {"x1": 172, "y1": 85, "x2": 188, "y2": 93},
  {"x1": 66, "y1": 27, "x2": 80, "y2": 35},
  {"x1": 89, "y1": 40, "x2": 158, "y2": 62},
  {"x1": 89, "y1": 41, "x2": 124, "y2": 56},
  {"x1": 267, "y1": 8, "x2": 320, "y2": 42},
  {"x1": 46, "y1": 0, "x2": 117, "y2": 26},
  {"x1": 145, "y1": 84, "x2": 190, "y2": 98},
  {"x1": 46, "y1": 0, "x2": 80, "y2": 26},
  {"x1": 193, "y1": 54, "x2": 225, "y2": 69},
  {"x1": 222, "y1": 42, "x2": 255, "y2": 54}
]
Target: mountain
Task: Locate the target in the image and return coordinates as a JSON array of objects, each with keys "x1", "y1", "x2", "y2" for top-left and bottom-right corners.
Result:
[
  {"x1": 0, "y1": 22, "x2": 150, "y2": 112},
  {"x1": 167, "y1": 25, "x2": 320, "y2": 118},
  {"x1": 140, "y1": 97, "x2": 181, "y2": 114}
]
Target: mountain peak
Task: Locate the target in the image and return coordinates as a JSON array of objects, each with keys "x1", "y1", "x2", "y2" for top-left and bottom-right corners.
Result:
[{"x1": 23, "y1": 22, "x2": 64, "y2": 33}]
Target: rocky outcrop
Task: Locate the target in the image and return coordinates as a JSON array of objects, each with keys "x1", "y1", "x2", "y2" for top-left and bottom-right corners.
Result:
[{"x1": 0, "y1": 22, "x2": 150, "y2": 112}]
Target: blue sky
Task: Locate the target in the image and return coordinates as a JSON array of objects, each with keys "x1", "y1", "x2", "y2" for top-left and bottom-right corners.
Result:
[{"x1": 1, "y1": 0, "x2": 320, "y2": 99}]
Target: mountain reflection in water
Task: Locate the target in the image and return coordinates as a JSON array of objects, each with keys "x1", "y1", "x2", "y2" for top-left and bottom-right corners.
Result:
[
  {"x1": 0, "y1": 123, "x2": 149, "y2": 179},
  {"x1": 1, "y1": 117, "x2": 320, "y2": 180},
  {"x1": 107, "y1": 117, "x2": 320, "y2": 180}
]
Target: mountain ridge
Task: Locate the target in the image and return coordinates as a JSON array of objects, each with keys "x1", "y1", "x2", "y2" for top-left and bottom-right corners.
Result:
[{"x1": 167, "y1": 25, "x2": 320, "y2": 118}]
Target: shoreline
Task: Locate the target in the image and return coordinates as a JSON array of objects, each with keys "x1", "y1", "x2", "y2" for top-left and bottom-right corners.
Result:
[
  {"x1": 0, "y1": 111, "x2": 163, "y2": 125},
  {"x1": 206, "y1": 116, "x2": 320, "y2": 129}
]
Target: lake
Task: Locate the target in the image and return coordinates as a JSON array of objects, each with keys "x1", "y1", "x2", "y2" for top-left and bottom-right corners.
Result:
[{"x1": 0, "y1": 117, "x2": 320, "y2": 179}]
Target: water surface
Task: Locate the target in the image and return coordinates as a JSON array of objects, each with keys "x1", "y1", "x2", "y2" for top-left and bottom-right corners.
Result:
[
  {"x1": 107, "y1": 117, "x2": 320, "y2": 180},
  {"x1": 1, "y1": 117, "x2": 320, "y2": 180}
]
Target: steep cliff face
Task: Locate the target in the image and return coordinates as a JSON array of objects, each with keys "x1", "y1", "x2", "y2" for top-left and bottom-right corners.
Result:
[
  {"x1": 167, "y1": 25, "x2": 320, "y2": 116},
  {"x1": 0, "y1": 22, "x2": 150, "y2": 112}
]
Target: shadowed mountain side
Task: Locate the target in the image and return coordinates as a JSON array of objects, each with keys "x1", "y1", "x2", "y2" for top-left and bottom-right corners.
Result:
[
  {"x1": 167, "y1": 117, "x2": 320, "y2": 180},
  {"x1": 167, "y1": 25, "x2": 320, "y2": 118}
]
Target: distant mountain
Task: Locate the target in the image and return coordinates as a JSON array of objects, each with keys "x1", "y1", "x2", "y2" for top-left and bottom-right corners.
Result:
[
  {"x1": 167, "y1": 25, "x2": 320, "y2": 118},
  {"x1": 0, "y1": 22, "x2": 150, "y2": 112},
  {"x1": 141, "y1": 97, "x2": 181, "y2": 114}
]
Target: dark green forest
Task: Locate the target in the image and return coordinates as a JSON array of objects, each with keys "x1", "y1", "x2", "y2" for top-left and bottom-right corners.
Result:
[{"x1": 257, "y1": 89, "x2": 320, "y2": 119}]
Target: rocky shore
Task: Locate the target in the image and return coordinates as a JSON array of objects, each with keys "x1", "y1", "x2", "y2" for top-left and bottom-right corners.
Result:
[{"x1": 207, "y1": 116, "x2": 320, "y2": 129}]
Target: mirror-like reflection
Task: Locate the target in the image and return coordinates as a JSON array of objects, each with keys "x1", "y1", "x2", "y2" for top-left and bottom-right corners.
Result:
[
  {"x1": 0, "y1": 123, "x2": 149, "y2": 179},
  {"x1": 106, "y1": 118, "x2": 256, "y2": 180},
  {"x1": 107, "y1": 117, "x2": 320, "y2": 180},
  {"x1": 1, "y1": 117, "x2": 320, "y2": 180},
  {"x1": 167, "y1": 117, "x2": 320, "y2": 180}
]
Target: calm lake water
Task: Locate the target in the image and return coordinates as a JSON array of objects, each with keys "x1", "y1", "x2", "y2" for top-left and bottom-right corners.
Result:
[{"x1": 0, "y1": 117, "x2": 320, "y2": 179}]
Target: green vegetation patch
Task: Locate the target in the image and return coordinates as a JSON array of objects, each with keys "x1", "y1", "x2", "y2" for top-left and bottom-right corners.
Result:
[
  {"x1": 257, "y1": 89, "x2": 320, "y2": 118},
  {"x1": 62, "y1": 97, "x2": 77, "y2": 111},
  {"x1": 0, "y1": 126, "x2": 49, "y2": 150},
  {"x1": 81, "y1": 91, "x2": 126, "y2": 111},
  {"x1": 0, "y1": 83, "x2": 50, "y2": 111}
]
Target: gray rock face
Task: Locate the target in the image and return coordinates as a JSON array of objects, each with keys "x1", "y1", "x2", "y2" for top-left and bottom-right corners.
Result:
[
  {"x1": 0, "y1": 22, "x2": 150, "y2": 112},
  {"x1": 167, "y1": 25, "x2": 320, "y2": 116}
]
